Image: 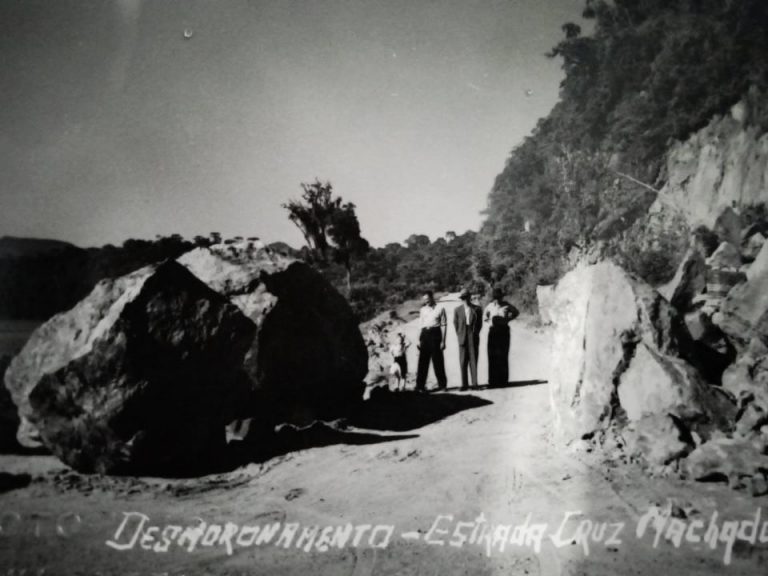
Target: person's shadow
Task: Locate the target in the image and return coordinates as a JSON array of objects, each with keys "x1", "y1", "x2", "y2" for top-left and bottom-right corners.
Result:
[
  {"x1": 347, "y1": 386, "x2": 492, "y2": 432},
  {"x1": 480, "y1": 379, "x2": 547, "y2": 390},
  {"x1": 226, "y1": 418, "x2": 419, "y2": 469},
  {"x1": 226, "y1": 386, "x2": 493, "y2": 469}
]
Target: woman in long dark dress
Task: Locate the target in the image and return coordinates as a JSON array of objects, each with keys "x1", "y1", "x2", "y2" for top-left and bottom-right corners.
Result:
[{"x1": 483, "y1": 288, "x2": 518, "y2": 387}]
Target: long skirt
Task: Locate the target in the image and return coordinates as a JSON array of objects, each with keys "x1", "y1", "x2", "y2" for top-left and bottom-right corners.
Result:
[{"x1": 487, "y1": 324, "x2": 510, "y2": 387}]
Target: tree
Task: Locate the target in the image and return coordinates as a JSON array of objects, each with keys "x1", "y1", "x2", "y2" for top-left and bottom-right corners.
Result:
[
  {"x1": 329, "y1": 202, "x2": 369, "y2": 294},
  {"x1": 282, "y1": 180, "x2": 340, "y2": 263},
  {"x1": 404, "y1": 234, "x2": 430, "y2": 249},
  {"x1": 282, "y1": 179, "x2": 369, "y2": 294}
]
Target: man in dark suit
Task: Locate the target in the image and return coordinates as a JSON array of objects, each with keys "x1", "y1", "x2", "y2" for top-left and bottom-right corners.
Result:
[{"x1": 453, "y1": 288, "x2": 482, "y2": 390}]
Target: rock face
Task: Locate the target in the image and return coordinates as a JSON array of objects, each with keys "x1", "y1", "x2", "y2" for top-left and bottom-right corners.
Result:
[
  {"x1": 178, "y1": 244, "x2": 367, "y2": 425},
  {"x1": 714, "y1": 245, "x2": 768, "y2": 348},
  {"x1": 549, "y1": 261, "x2": 723, "y2": 443},
  {"x1": 653, "y1": 96, "x2": 768, "y2": 232},
  {"x1": 3, "y1": 261, "x2": 255, "y2": 474},
  {"x1": 535, "y1": 285, "x2": 555, "y2": 325}
]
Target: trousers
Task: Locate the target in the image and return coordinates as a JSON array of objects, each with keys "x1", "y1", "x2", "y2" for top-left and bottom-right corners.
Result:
[
  {"x1": 488, "y1": 325, "x2": 510, "y2": 387},
  {"x1": 416, "y1": 327, "x2": 447, "y2": 390},
  {"x1": 458, "y1": 336, "x2": 480, "y2": 388}
]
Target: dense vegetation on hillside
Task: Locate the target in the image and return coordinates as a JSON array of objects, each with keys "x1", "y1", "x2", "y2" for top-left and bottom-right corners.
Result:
[{"x1": 479, "y1": 0, "x2": 768, "y2": 307}]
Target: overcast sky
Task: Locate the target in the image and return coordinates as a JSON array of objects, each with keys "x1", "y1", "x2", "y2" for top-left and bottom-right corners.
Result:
[{"x1": 0, "y1": 0, "x2": 587, "y2": 249}]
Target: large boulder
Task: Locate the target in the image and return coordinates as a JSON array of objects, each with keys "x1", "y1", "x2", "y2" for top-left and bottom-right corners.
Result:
[
  {"x1": 3, "y1": 261, "x2": 255, "y2": 474},
  {"x1": 549, "y1": 262, "x2": 669, "y2": 440},
  {"x1": 0, "y1": 355, "x2": 20, "y2": 452},
  {"x1": 178, "y1": 244, "x2": 367, "y2": 425},
  {"x1": 549, "y1": 261, "x2": 726, "y2": 443}
]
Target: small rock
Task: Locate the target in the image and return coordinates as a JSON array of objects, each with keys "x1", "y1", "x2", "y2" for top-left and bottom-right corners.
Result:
[
  {"x1": 742, "y1": 233, "x2": 766, "y2": 262},
  {"x1": 285, "y1": 488, "x2": 305, "y2": 501},
  {"x1": 750, "y1": 473, "x2": 768, "y2": 497},
  {"x1": 706, "y1": 241, "x2": 742, "y2": 270},
  {"x1": 670, "y1": 503, "x2": 687, "y2": 519},
  {"x1": 736, "y1": 403, "x2": 768, "y2": 437},
  {"x1": 714, "y1": 208, "x2": 743, "y2": 249},
  {"x1": 658, "y1": 247, "x2": 706, "y2": 310},
  {"x1": 684, "y1": 437, "x2": 768, "y2": 489},
  {"x1": 624, "y1": 414, "x2": 694, "y2": 468}
]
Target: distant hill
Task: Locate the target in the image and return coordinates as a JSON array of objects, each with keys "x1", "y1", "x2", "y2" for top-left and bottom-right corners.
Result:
[
  {"x1": 0, "y1": 235, "x2": 196, "y2": 320},
  {"x1": 0, "y1": 237, "x2": 82, "y2": 259}
]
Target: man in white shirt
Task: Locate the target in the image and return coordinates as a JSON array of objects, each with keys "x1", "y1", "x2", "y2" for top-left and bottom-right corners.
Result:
[{"x1": 415, "y1": 290, "x2": 447, "y2": 392}]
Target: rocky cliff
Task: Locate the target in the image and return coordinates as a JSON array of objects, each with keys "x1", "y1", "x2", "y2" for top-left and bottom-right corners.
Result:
[{"x1": 650, "y1": 91, "x2": 768, "y2": 234}]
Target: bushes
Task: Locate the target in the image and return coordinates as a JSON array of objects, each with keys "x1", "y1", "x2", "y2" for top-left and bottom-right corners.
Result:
[
  {"x1": 319, "y1": 230, "x2": 479, "y2": 321},
  {"x1": 347, "y1": 283, "x2": 386, "y2": 322}
]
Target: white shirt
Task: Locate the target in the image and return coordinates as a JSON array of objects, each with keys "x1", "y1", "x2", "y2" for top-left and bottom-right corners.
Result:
[
  {"x1": 484, "y1": 301, "x2": 513, "y2": 323},
  {"x1": 420, "y1": 304, "x2": 446, "y2": 329}
]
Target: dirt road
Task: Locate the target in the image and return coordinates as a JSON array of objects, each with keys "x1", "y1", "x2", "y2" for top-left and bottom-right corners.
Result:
[{"x1": 1, "y1": 323, "x2": 766, "y2": 575}]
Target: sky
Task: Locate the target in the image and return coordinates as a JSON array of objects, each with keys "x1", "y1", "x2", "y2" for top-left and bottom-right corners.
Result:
[{"x1": 0, "y1": 0, "x2": 587, "y2": 249}]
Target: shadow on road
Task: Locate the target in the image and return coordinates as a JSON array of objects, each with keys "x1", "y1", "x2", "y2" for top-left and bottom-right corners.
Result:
[
  {"x1": 0, "y1": 471, "x2": 31, "y2": 493},
  {"x1": 227, "y1": 419, "x2": 417, "y2": 469},
  {"x1": 480, "y1": 379, "x2": 548, "y2": 390},
  {"x1": 226, "y1": 385, "x2": 491, "y2": 469},
  {"x1": 347, "y1": 387, "x2": 493, "y2": 432}
]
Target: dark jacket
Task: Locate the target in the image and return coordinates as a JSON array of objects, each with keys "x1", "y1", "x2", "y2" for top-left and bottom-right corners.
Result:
[{"x1": 453, "y1": 303, "x2": 481, "y2": 345}]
